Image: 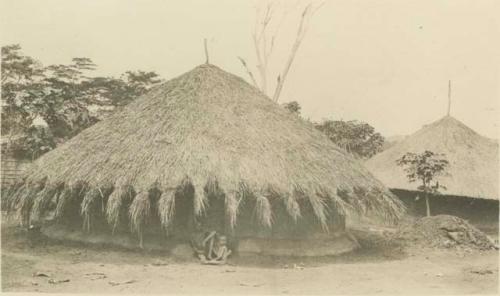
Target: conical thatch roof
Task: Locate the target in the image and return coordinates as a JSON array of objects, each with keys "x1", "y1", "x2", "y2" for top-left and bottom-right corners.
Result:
[
  {"x1": 366, "y1": 116, "x2": 499, "y2": 200},
  {"x1": 6, "y1": 64, "x2": 403, "y2": 235}
]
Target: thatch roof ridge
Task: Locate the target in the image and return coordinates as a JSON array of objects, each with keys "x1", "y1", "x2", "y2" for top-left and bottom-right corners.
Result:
[
  {"x1": 8, "y1": 63, "x2": 404, "y2": 233},
  {"x1": 366, "y1": 115, "x2": 499, "y2": 200}
]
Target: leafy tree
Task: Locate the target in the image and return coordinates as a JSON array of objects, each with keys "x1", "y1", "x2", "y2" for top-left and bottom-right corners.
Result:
[
  {"x1": 1, "y1": 44, "x2": 46, "y2": 144},
  {"x1": 396, "y1": 150, "x2": 449, "y2": 216},
  {"x1": 282, "y1": 101, "x2": 301, "y2": 116},
  {"x1": 45, "y1": 57, "x2": 96, "y2": 83},
  {"x1": 80, "y1": 77, "x2": 130, "y2": 119},
  {"x1": 83, "y1": 71, "x2": 162, "y2": 118},
  {"x1": 122, "y1": 70, "x2": 161, "y2": 98},
  {"x1": 10, "y1": 125, "x2": 56, "y2": 160},
  {"x1": 72, "y1": 57, "x2": 97, "y2": 73},
  {"x1": 42, "y1": 60, "x2": 99, "y2": 138},
  {"x1": 2, "y1": 46, "x2": 98, "y2": 141},
  {"x1": 315, "y1": 120, "x2": 385, "y2": 159},
  {"x1": 1, "y1": 44, "x2": 45, "y2": 84},
  {"x1": 1, "y1": 44, "x2": 162, "y2": 159}
]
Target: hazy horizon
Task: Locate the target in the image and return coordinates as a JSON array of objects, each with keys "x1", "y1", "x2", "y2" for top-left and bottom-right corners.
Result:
[{"x1": 1, "y1": 0, "x2": 498, "y2": 139}]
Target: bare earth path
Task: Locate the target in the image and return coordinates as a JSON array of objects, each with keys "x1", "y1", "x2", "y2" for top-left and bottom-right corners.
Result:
[{"x1": 1, "y1": 227, "x2": 498, "y2": 294}]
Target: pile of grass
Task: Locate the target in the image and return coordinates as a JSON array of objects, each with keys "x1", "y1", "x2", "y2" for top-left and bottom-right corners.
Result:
[{"x1": 395, "y1": 215, "x2": 497, "y2": 251}]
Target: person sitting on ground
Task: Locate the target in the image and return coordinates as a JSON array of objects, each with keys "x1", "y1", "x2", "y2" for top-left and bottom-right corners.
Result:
[
  {"x1": 202, "y1": 234, "x2": 232, "y2": 265},
  {"x1": 190, "y1": 223, "x2": 217, "y2": 262}
]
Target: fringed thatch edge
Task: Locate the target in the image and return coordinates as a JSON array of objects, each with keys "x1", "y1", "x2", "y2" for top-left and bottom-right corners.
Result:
[{"x1": 3, "y1": 177, "x2": 405, "y2": 245}]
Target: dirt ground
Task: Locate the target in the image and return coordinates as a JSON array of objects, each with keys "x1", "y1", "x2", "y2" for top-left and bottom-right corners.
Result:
[{"x1": 1, "y1": 224, "x2": 498, "y2": 294}]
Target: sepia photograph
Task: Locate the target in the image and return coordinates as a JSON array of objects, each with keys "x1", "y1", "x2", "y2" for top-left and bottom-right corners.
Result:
[{"x1": 0, "y1": 0, "x2": 498, "y2": 294}]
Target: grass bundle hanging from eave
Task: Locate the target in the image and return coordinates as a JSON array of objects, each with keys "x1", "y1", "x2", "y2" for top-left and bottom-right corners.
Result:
[
  {"x1": 157, "y1": 190, "x2": 176, "y2": 231},
  {"x1": 30, "y1": 184, "x2": 59, "y2": 223},
  {"x1": 255, "y1": 194, "x2": 273, "y2": 228},
  {"x1": 225, "y1": 192, "x2": 241, "y2": 231},
  {"x1": 129, "y1": 191, "x2": 151, "y2": 248},
  {"x1": 106, "y1": 185, "x2": 133, "y2": 234},
  {"x1": 55, "y1": 187, "x2": 72, "y2": 220},
  {"x1": 192, "y1": 184, "x2": 208, "y2": 217},
  {"x1": 81, "y1": 188, "x2": 102, "y2": 233},
  {"x1": 283, "y1": 193, "x2": 301, "y2": 222},
  {"x1": 308, "y1": 193, "x2": 329, "y2": 233}
]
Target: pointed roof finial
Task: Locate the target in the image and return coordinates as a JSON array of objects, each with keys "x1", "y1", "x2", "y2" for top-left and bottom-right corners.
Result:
[
  {"x1": 204, "y1": 38, "x2": 209, "y2": 64},
  {"x1": 447, "y1": 80, "x2": 451, "y2": 116}
]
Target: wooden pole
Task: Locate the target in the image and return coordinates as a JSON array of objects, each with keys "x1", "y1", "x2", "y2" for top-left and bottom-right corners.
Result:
[
  {"x1": 425, "y1": 195, "x2": 431, "y2": 217},
  {"x1": 204, "y1": 38, "x2": 209, "y2": 64},
  {"x1": 447, "y1": 80, "x2": 451, "y2": 116}
]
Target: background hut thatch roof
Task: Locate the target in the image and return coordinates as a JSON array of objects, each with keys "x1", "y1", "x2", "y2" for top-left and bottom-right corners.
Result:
[
  {"x1": 12, "y1": 64, "x2": 403, "y2": 230},
  {"x1": 366, "y1": 116, "x2": 499, "y2": 200}
]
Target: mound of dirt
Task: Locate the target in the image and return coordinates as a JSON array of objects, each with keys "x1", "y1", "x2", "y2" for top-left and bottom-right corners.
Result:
[{"x1": 395, "y1": 215, "x2": 497, "y2": 251}]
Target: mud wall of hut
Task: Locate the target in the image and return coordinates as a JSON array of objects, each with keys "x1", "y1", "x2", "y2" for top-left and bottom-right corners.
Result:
[{"x1": 391, "y1": 189, "x2": 499, "y2": 232}]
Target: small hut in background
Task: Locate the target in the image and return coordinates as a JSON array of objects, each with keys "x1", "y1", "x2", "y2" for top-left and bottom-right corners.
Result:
[
  {"x1": 366, "y1": 116, "x2": 499, "y2": 231},
  {"x1": 1, "y1": 116, "x2": 50, "y2": 187},
  {"x1": 1, "y1": 137, "x2": 31, "y2": 187},
  {"x1": 4, "y1": 64, "x2": 404, "y2": 255}
]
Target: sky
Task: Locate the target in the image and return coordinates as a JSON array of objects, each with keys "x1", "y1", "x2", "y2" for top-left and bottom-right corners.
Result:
[{"x1": 1, "y1": 0, "x2": 499, "y2": 139}]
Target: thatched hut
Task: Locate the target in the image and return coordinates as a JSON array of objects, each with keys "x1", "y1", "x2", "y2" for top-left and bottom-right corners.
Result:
[
  {"x1": 1, "y1": 137, "x2": 31, "y2": 187},
  {"x1": 4, "y1": 64, "x2": 403, "y2": 255},
  {"x1": 366, "y1": 116, "x2": 498, "y2": 230}
]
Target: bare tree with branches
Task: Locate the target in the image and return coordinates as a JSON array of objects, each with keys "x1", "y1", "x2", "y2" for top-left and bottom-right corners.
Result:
[{"x1": 239, "y1": 1, "x2": 323, "y2": 103}]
